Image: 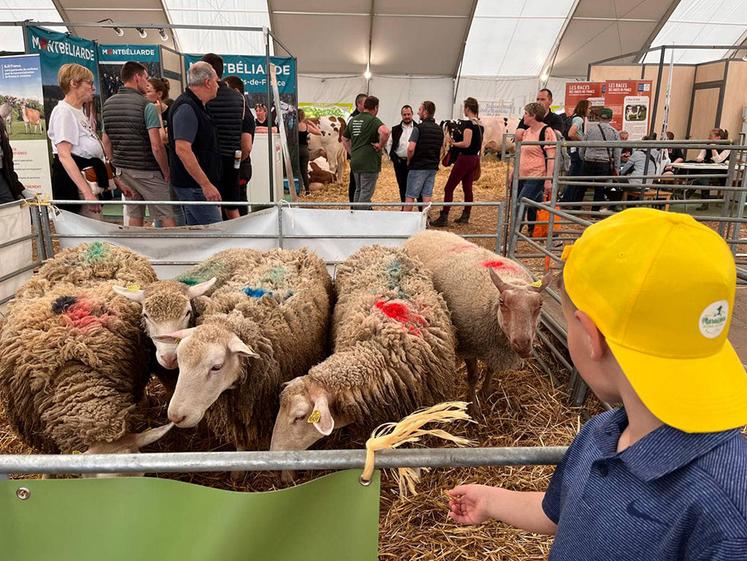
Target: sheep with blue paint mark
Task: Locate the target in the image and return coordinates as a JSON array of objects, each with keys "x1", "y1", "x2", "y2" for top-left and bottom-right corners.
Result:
[
  {"x1": 270, "y1": 245, "x2": 459, "y2": 456},
  {"x1": 164, "y1": 247, "x2": 333, "y2": 452}
]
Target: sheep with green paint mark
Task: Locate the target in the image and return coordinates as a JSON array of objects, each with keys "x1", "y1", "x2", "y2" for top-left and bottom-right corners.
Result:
[
  {"x1": 405, "y1": 230, "x2": 552, "y2": 414},
  {"x1": 0, "y1": 243, "x2": 172, "y2": 456},
  {"x1": 114, "y1": 248, "x2": 263, "y2": 371},
  {"x1": 164, "y1": 248, "x2": 333, "y2": 452},
  {"x1": 270, "y1": 245, "x2": 459, "y2": 460}
]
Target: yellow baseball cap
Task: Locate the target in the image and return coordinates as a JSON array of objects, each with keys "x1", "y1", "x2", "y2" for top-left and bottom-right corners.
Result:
[{"x1": 562, "y1": 208, "x2": 747, "y2": 433}]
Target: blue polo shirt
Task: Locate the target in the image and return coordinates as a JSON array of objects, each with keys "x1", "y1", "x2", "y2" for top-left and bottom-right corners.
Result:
[{"x1": 543, "y1": 408, "x2": 747, "y2": 560}]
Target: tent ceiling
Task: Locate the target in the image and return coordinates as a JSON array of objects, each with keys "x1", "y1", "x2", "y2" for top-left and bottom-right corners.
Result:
[
  {"x1": 269, "y1": 0, "x2": 477, "y2": 76},
  {"x1": 549, "y1": 0, "x2": 680, "y2": 77}
]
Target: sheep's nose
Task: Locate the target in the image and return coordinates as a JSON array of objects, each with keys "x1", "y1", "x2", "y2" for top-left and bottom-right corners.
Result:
[
  {"x1": 169, "y1": 413, "x2": 187, "y2": 426},
  {"x1": 159, "y1": 354, "x2": 178, "y2": 370}
]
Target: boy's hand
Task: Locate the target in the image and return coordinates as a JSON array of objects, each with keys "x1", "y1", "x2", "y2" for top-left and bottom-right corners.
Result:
[{"x1": 447, "y1": 484, "x2": 495, "y2": 525}]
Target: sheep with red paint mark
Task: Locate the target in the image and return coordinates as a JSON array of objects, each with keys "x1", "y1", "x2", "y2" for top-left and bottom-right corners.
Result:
[
  {"x1": 270, "y1": 245, "x2": 459, "y2": 460},
  {"x1": 0, "y1": 243, "x2": 173, "y2": 456},
  {"x1": 405, "y1": 230, "x2": 552, "y2": 414}
]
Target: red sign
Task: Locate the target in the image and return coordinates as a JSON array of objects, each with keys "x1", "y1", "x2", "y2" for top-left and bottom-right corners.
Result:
[
  {"x1": 603, "y1": 80, "x2": 653, "y2": 139},
  {"x1": 564, "y1": 82, "x2": 603, "y2": 116}
]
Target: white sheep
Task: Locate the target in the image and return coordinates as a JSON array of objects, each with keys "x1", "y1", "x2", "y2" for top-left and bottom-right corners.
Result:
[{"x1": 405, "y1": 230, "x2": 551, "y2": 414}]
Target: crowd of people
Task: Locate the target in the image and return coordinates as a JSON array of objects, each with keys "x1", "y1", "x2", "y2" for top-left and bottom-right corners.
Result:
[{"x1": 46, "y1": 55, "x2": 263, "y2": 226}]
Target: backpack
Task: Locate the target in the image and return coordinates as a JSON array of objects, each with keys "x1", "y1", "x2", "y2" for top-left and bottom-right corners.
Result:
[
  {"x1": 539, "y1": 126, "x2": 571, "y2": 174},
  {"x1": 557, "y1": 113, "x2": 573, "y2": 140}
]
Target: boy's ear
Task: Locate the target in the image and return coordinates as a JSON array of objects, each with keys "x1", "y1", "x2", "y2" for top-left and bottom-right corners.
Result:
[{"x1": 575, "y1": 310, "x2": 607, "y2": 361}]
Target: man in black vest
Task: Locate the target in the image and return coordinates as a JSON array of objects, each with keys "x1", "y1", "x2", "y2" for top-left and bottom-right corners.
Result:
[
  {"x1": 388, "y1": 105, "x2": 415, "y2": 203},
  {"x1": 168, "y1": 61, "x2": 221, "y2": 226},
  {"x1": 102, "y1": 61, "x2": 174, "y2": 227},
  {"x1": 403, "y1": 101, "x2": 444, "y2": 212},
  {"x1": 201, "y1": 53, "x2": 253, "y2": 220}
]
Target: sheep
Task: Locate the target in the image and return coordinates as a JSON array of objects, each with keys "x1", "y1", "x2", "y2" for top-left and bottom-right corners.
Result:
[
  {"x1": 164, "y1": 247, "x2": 333, "y2": 452},
  {"x1": 404, "y1": 230, "x2": 552, "y2": 414},
  {"x1": 113, "y1": 248, "x2": 263, "y2": 371},
  {"x1": 270, "y1": 245, "x2": 459, "y2": 457},
  {"x1": 0, "y1": 242, "x2": 172, "y2": 454}
]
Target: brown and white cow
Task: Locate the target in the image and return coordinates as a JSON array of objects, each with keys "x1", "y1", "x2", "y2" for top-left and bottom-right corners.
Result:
[
  {"x1": 307, "y1": 116, "x2": 347, "y2": 185},
  {"x1": 20, "y1": 102, "x2": 43, "y2": 134}
]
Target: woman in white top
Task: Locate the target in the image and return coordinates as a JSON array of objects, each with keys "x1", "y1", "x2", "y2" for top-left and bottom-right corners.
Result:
[
  {"x1": 48, "y1": 63, "x2": 106, "y2": 217},
  {"x1": 694, "y1": 128, "x2": 730, "y2": 210}
]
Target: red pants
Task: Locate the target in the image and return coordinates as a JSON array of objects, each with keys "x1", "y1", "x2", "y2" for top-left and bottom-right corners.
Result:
[{"x1": 443, "y1": 154, "x2": 479, "y2": 214}]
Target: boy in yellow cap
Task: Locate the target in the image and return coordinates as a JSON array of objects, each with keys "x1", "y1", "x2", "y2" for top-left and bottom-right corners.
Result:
[{"x1": 447, "y1": 208, "x2": 747, "y2": 560}]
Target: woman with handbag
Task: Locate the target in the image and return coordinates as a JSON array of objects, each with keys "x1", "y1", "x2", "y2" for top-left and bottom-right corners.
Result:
[
  {"x1": 429, "y1": 97, "x2": 483, "y2": 227},
  {"x1": 48, "y1": 63, "x2": 111, "y2": 219}
]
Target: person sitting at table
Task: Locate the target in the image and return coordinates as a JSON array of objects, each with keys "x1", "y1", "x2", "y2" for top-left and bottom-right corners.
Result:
[
  {"x1": 620, "y1": 136, "x2": 660, "y2": 186},
  {"x1": 665, "y1": 131, "x2": 685, "y2": 167},
  {"x1": 693, "y1": 128, "x2": 729, "y2": 211}
]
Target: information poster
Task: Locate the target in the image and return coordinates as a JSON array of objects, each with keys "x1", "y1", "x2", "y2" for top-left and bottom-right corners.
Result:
[
  {"x1": 564, "y1": 82, "x2": 604, "y2": 115},
  {"x1": 25, "y1": 26, "x2": 100, "y2": 128},
  {"x1": 98, "y1": 44, "x2": 161, "y2": 101},
  {"x1": 603, "y1": 80, "x2": 652, "y2": 139},
  {"x1": 0, "y1": 54, "x2": 52, "y2": 197}
]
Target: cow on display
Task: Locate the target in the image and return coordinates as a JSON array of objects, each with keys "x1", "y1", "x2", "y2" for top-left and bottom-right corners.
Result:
[{"x1": 307, "y1": 116, "x2": 347, "y2": 185}]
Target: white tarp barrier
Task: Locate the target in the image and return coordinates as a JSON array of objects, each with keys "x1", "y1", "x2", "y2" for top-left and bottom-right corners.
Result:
[
  {"x1": 0, "y1": 201, "x2": 33, "y2": 313},
  {"x1": 53, "y1": 206, "x2": 426, "y2": 278}
]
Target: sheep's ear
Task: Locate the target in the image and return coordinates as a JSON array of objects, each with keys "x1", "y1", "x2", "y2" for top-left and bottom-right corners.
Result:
[
  {"x1": 310, "y1": 394, "x2": 334, "y2": 436},
  {"x1": 227, "y1": 334, "x2": 260, "y2": 358},
  {"x1": 488, "y1": 268, "x2": 511, "y2": 293},
  {"x1": 160, "y1": 327, "x2": 197, "y2": 342},
  {"x1": 187, "y1": 277, "x2": 217, "y2": 299},
  {"x1": 112, "y1": 284, "x2": 145, "y2": 303},
  {"x1": 533, "y1": 272, "x2": 554, "y2": 293},
  {"x1": 132, "y1": 423, "x2": 174, "y2": 449},
  {"x1": 192, "y1": 295, "x2": 211, "y2": 317}
]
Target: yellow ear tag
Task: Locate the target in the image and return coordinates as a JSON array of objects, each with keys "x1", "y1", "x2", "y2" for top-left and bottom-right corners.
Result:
[
  {"x1": 560, "y1": 244, "x2": 573, "y2": 262},
  {"x1": 307, "y1": 410, "x2": 321, "y2": 424},
  {"x1": 126, "y1": 283, "x2": 141, "y2": 292},
  {"x1": 531, "y1": 280, "x2": 542, "y2": 288}
]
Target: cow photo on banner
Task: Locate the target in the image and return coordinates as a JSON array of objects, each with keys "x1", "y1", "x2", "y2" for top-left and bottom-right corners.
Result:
[
  {"x1": 0, "y1": 53, "x2": 52, "y2": 197},
  {"x1": 98, "y1": 45, "x2": 161, "y2": 101},
  {"x1": 24, "y1": 26, "x2": 100, "y2": 130},
  {"x1": 183, "y1": 54, "x2": 299, "y2": 180}
]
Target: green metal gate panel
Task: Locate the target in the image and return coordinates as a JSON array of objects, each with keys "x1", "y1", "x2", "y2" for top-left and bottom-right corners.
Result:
[{"x1": 0, "y1": 469, "x2": 380, "y2": 561}]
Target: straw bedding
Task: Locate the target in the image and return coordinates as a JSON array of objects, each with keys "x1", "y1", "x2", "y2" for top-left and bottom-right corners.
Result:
[{"x1": 0, "y1": 157, "x2": 597, "y2": 559}]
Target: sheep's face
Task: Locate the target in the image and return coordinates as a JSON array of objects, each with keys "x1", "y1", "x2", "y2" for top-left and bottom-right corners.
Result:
[
  {"x1": 167, "y1": 325, "x2": 259, "y2": 428},
  {"x1": 270, "y1": 379, "x2": 335, "y2": 453},
  {"x1": 489, "y1": 270, "x2": 553, "y2": 359},
  {"x1": 113, "y1": 278, "x2": 216, "y2": 369},
  {"x1": 83, "y1": 423, "x2": 174, "y2": 477}
]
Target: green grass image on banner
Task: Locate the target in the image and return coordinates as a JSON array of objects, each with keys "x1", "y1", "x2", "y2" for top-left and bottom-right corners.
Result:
[{"x1": 0, "y1": 469, "x2": 380, "y2": 561}]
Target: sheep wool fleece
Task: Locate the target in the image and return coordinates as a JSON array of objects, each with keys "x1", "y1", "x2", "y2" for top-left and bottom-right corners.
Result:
[
  {"x1": 405, "y1": 230, "x2": 534, "y2": 372},
  {"x1": 191, "y1": 248, "x2": 333, "y2": 449},
  {"x1": 307, "y1": 245, "x2": 459, "y2": 430},
  {"x1": 0, "y1": 243, "x2": 157, "y2": 452}
]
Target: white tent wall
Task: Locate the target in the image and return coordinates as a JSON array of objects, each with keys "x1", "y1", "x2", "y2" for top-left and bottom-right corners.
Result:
[
  {"x1": 454, "y1": 76, "x2": 568, "y2": 118},
  {"x1": 298, "y1": 75, "x2": 369, "y2": 109}
]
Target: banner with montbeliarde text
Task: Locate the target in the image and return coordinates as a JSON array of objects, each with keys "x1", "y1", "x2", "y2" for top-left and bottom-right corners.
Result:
[
  {"x1": 24, "y1": 26, "x2": 100, "y2": 131},
  {"x1": 0, "y1": 54, "x2": 52, "y2": 197},
  {"x1": 98, "y1": 44, "x2": 161, "y2": 101}
]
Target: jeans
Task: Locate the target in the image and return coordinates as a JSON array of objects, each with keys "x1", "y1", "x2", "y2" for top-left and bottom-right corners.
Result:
[
  {"x1": 352, "y1": 172, "x2": 379, "y2": 210},
  {"x1": 516, "y1": 179, "x2": 544, "y2": 235},
  {"x1": 582, "y1": 160, "x2": 614, "y2": 202},
  {"x1": 172, "y1": 185, "x2": 222, "y2": 226},
  {"x1": 406, "y1": 169, "x2": 437, "y2": 199},
  {"x1": 561, "y1": 151, "x2": 585, "y2": 205}
]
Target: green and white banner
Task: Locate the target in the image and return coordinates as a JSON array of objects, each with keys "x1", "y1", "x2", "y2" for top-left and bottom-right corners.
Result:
[
  {"x1": 24, "y1": 26, "x2": 100, "y2": 125},
  {"x1": 0, "y1": 470, "x2": 380, "y2": 561}
]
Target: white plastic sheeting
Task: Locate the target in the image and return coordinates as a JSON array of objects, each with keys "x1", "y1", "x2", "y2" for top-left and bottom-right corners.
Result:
[
  {"x1": 454, "y1": 76, "x2": 567, "y2": 118},
  {"x1": 644, "y1": 0, "x2": 747, "y2": 64},
  {"x1": 52, "y1": 206, "x2": 426, "y2": 278},
  {"x1": 0, "y1": 201, "x2": 33, "y2": 312}
]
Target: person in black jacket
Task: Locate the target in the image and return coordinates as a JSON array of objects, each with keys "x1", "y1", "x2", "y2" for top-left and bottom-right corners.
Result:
[
  {"x1": 388, "y1": 105, "x2": 415, "y2": 203},
  {"x1": 403, "y1": 101, "x2": 443, "y2": 212},
  {"x1": 0, "y1": 118, "x2": 24, "y2": 203}
]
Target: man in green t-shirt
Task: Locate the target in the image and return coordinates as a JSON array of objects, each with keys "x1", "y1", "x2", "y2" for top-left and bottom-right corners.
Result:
[{"x1": 342, "y1": 96, "x2": 390, "y2": 210}]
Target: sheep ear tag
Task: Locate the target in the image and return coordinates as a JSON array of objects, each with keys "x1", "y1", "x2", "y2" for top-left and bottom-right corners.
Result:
[
  {"x1": 310, "y1": 396, "x2": 335, "y2": 436},
  {"x1": 307, "y1": 410, "x2": 322, "y2": 424}
]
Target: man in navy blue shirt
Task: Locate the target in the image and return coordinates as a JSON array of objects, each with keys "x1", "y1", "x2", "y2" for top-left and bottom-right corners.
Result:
[{"x1": 447, "y1": 209, "x2": 747, "y2": 560}]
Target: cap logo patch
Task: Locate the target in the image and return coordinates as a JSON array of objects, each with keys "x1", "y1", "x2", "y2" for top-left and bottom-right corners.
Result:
[{"x1": 699, "y1": 300, "x2": 728, "y2": 339}]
